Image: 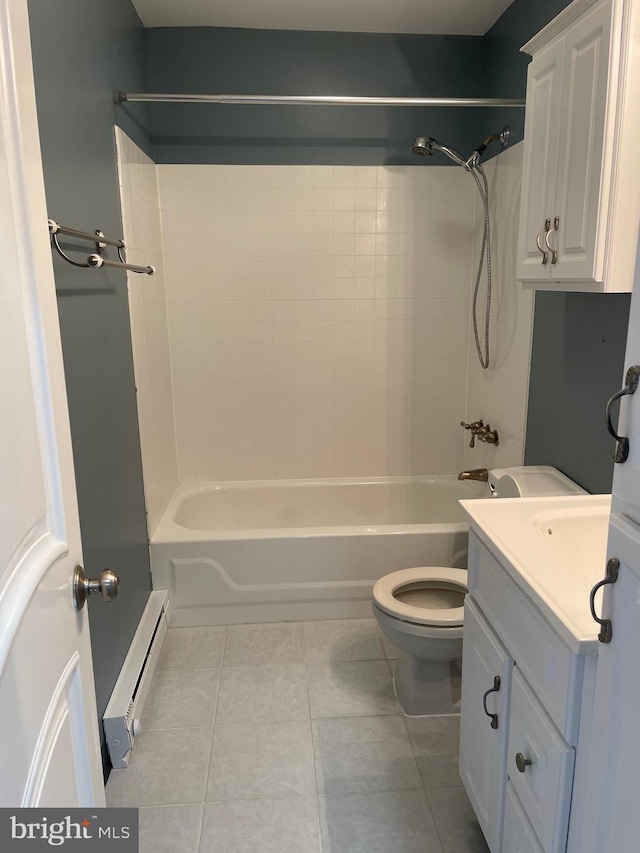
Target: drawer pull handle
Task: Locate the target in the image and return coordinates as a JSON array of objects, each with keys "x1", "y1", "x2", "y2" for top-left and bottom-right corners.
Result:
[
  {"x1": 535, "y1": 219, "x2": 550, "y2": 265},
  {"x1": 605, "y1": 365, "x2": 640, "y2": 463},
  {"x1": 544, "y1": 216, "x2": 559, "y2": 264},
  {"x1": 515, "y1": 752, "x2": 532, "y2": 773},
  {"x1": 482, "y1": 675, "x2": 501, "y2": 729},
  {"x1": 590, "y1": 557, "x2": 620, "y2": 643}
]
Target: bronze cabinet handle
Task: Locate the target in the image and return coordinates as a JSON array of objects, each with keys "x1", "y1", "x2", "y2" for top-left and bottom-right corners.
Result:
[
  {"x1": 482, "y1": 675, "x2": 501, "y2": 729},
  {"x1": 590, "y1": 557, "x2": 620, "y2": 643},
  {"x1": 605, "y1": 365, "x2": 640, "y2": 464}
]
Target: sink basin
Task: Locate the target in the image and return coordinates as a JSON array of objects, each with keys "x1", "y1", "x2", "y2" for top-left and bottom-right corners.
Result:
[
  {"x1": 460, "y1": 494, "x2": 612, "y2": 651},
  {"x1": 532, "y1": 505, "x2": 610, "y2": 581}
]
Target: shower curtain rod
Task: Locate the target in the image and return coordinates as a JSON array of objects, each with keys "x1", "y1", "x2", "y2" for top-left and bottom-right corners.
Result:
[{"x1": 117, "y1": 91, "x2": 526, "y2": 107}]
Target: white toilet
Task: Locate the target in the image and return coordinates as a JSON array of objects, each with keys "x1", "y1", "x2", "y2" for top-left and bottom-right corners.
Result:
[{"x1": 372, "y1": 465, "x2": 586, "y2": 716}]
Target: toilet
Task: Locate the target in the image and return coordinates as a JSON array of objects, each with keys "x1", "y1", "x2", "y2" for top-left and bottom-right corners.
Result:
[{"x1": 372, "y1": 465, "x2": 586, "y2": 716}]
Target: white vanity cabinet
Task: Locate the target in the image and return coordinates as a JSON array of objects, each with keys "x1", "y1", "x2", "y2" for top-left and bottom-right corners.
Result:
[
  {"x1": 516, "y1": 0, "x2": 640, "y2": 291},
  {"x1": 460, "y1": 532, "x2": 592, "y2": 853}
]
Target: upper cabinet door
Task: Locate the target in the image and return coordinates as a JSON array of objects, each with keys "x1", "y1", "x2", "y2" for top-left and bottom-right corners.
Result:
[
  {"x1": 516, "y1": 38, "x2": 564, "y2": 282},
  {"x1": 516, "y1": 0, "x2": 639, "y2": 292},
  {"x1": 553, "y1": 0, "x2": 612, "y2": 281}
]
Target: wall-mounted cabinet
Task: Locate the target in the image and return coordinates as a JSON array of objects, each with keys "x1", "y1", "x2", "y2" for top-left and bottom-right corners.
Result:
[{"x1": 517, "y1": 0, "x2": 640, "y2": 292}]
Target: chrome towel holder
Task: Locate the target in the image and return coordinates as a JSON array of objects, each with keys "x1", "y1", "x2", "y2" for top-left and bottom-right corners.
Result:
[{"x1": 48, "y1": 219, "x2": 155, "y2": 276}]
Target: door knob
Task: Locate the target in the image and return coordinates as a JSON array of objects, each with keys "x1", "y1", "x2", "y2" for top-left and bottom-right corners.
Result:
[{"x1": 73, "y1": 565, "x2": 119, "y2": 611}]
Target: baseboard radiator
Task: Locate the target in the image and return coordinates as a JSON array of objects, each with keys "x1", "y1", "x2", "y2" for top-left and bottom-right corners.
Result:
[{"x1": 103, "y1": 589, "x2": 171, "y2": 768}]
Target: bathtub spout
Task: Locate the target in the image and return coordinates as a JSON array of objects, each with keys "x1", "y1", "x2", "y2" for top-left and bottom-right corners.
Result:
[{"x1": 457, "y1": 468, "x2": 489, "y2": 482}]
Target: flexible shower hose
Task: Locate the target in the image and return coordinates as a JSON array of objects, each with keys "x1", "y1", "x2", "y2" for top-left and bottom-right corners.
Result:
[{"x1": 469, "y1": 164, "x2": 491, "y2": 370}]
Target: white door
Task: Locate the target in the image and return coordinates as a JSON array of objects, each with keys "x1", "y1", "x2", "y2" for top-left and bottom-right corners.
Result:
[
  {"x1": 576, "y1": 230, "x2": 640, "y2": 852},
  {"x1": 0, "y1": 0, "x2": 105, "y2": 806}
]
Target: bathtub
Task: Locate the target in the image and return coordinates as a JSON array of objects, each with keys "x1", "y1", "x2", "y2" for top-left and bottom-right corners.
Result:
[{"x1": 150, "y1": 476, "x2": 487, "y2": 626}]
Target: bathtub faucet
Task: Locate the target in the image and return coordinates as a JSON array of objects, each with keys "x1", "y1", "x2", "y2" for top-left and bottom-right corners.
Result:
[{"x1": 458, "y1": 468, "x2": 489, "y2": 482}]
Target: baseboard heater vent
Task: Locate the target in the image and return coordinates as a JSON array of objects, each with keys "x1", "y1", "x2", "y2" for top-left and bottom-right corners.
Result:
[{"x1": 103, "y1": 589, "x2": 171, "y2": 768}]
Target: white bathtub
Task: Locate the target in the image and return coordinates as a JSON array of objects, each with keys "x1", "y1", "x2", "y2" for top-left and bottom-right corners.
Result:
[{"x1": 150, "y1": 476, "x2": 487, "y2": 626}]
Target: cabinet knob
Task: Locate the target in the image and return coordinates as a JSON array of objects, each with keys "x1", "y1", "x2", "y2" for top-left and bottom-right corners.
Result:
[{"x1": 515, "y1": 752, "x2": 532, "y2": 773}]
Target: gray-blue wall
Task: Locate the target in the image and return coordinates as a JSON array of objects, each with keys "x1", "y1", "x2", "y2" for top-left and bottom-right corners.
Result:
[
  {"x1": 483, "y1": 0, "x2": 573, "y2": 143},
  {"x1": 144, "y1": 28, "x2": 486, "y2": 165},
  {"x1": 27, "y1": 0, "x2": 152, "y2": 778},
  {"x1": 525, "y1": 293, "x2": 630, "y2": 494}
]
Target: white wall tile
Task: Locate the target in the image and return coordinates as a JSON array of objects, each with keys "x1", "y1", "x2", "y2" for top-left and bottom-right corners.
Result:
[
  {"x1": 154, "y1": 162, "x2": 528, "y2": 482},
  {"x1": 115, "y1": 129, "x2": 178, "y2": 533},
  {"x1": 463, "y1": 142, "x2": 533, "y2": 472}
]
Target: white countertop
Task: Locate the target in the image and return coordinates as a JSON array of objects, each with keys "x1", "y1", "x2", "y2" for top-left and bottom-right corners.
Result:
[{"x1": 460, "y1": 494, "x2": 612, "y2": 655}]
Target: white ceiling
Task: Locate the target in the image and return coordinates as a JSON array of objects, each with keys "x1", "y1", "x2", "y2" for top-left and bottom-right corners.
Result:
[{"x1": 131, "y1": 0, "x2": 514, "y2": 36}]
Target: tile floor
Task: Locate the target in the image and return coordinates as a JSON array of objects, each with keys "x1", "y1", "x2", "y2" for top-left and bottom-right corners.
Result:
[{"x1": 106, "y1": 618, "x2": 490, "y2": 853}]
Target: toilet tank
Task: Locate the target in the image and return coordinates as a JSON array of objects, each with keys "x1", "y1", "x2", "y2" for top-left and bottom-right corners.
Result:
[{"x1": 488, "y1": 465, "x2": 587, "y2": 498}]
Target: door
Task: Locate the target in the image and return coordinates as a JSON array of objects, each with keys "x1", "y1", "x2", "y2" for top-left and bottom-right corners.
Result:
[
  {"x1": 576, "y1": 229, "x2": 640, "y2": 852},
  {"x1": 606, "y1": 229, "x2": 640, "y2": 519},
  {"x1": 0, "y1": 0, "x2": 104, "y2": 805},
  {"x1": 459, "y1": 598, "x2": 513, "y2": 853},
  {"x1": 577, "y1": 517, "x2": 640, "y2": 853}
]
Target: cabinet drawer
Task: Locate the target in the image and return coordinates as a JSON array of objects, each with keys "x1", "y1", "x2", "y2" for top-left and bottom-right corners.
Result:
[
  {"x1": 468, "y1": 534, "x2": 584, "y2": 742},
  {"x1": 507, "y1": 670, "x2": 575, "y2": 853}
]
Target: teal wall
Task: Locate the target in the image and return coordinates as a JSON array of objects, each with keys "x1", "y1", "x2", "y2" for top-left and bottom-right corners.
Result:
[
  {"x1": 27, "y1": 0, "x2": 152, "y2": 778},
  {"x1": 144, "y1": 28, "x2": 487, "y2": 165},
  {"x1": 525, "y1": 294, "x2": 630, "y2": 494},
  {"x1": 482, "y1": 0, "x2": 572, "y2": 142}
]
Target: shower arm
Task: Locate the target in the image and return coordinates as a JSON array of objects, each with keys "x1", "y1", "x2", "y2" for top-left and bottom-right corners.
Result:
[{"x1": 466, "y1": 127, "x2": 511, "y2": 168}]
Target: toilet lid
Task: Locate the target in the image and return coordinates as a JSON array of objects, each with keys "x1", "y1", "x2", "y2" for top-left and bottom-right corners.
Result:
[{"x1": 373, "y1": 567, "x2": 468, "y2": 626}]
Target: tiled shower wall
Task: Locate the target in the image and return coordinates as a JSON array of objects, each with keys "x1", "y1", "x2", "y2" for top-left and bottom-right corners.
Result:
[
  {"x1": 116, "y1": 130, "x2": 178, "y2": 532},
  {"x1": 157, "y1": 165, "x2": 477, "y2": 481},
  {"x1": 462, "y1": 143, "x2": 534, "y2": 471}
]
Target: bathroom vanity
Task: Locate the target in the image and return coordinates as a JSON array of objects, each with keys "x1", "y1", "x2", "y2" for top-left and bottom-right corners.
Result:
[{"x1": 459, "y1": 495, "x2": 611, "y2": 853}]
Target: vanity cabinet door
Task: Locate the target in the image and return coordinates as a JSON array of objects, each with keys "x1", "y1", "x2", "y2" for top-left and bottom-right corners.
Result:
[{"x1": 460, "y1": 598, "x2": 513, "y2": 853}]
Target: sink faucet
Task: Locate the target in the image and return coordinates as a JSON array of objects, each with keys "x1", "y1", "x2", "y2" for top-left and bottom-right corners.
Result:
[{"x1": 458, "y1": 468, "x2": 489, "y2": 482}]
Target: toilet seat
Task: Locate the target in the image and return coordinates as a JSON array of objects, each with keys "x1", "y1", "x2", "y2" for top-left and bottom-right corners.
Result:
[{"x1": 372, "y1": 567, "x2": 468, "y2": 627}]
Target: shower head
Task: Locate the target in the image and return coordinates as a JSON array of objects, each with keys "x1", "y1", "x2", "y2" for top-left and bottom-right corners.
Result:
[
  {"x1": 412, "y1": 127, "x2": 510, "y2": 170},
  {"x1": 411, "y1": 136, "x2": 433, "y2": 156},
  {"x1": 411, "y1": 136, "x2": 469, "y2": 169}
]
